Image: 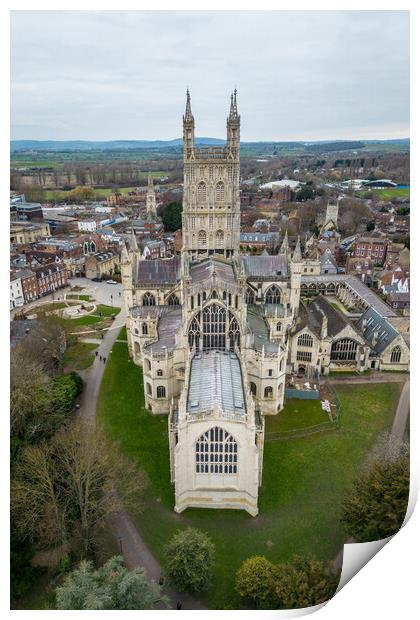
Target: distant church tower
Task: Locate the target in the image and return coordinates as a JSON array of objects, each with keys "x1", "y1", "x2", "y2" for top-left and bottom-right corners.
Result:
[
  {"x1": 182, "y1": 90, "x2": 241, "y2": 258},
  {"x1": 146, "y1": 172, "x2": 157, "y2": 218}
]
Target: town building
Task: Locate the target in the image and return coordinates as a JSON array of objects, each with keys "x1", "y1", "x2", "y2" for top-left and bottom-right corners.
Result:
[
  {"x1": 353, "y1": 236, "x2": 388, "y2": 265},
  {"x1": 10, "y1": 221, "x2": 51, "y2": 245},
  {"x1": 10, "y1": 273, "x2": 24, "y2": 309},
  {"x1": 33, "y1": 263, "x2": 68, "y2": 296},
  {"x1": 85, "y1": 249, "x2": 120, "y2": 280}
]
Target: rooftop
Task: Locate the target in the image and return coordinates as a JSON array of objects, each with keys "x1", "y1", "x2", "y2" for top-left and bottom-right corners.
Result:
[
  {"x1": 241, "y1": 254, "x2": 288, "y2": 278},
  {"x1": 187, "y1": 350, "x2": 246, "y2": 417},
  {"x1": 136, "y1": 257, "x2": 180, "y2": 286}
]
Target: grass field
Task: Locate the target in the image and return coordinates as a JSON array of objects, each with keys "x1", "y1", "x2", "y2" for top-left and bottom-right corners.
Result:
[
  {"x1": 64, "y1": 341, "x2": 98, "y2": 370},
  {"x1": 265, "y1": 399, "x2": 329, "y2": 432},
  {"x1": 357, "y1": 187, "x2": 410, "y2": 201},
  {"x1": 97, "y1": 336, "x2": 402, "y2": 609}
]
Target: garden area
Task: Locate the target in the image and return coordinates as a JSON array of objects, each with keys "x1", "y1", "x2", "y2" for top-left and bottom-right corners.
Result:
[{"x1": 97, "y1": 336, "x2": 402, "y2": 609}]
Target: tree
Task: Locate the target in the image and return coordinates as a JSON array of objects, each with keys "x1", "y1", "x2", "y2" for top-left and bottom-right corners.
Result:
[
  {"x1": 162, "y1": 202, "x2": 182, "y2": 231},
  {"x1": 10, "y1": 349, "x2": 52, "y2": 441},
  {"x1": 24, "y1": 317, "x2": 67, "y2": 376},
  {"x1": 51, "y1": 373, "x2": 83, "y2": 416},
  {"x1": 235, "y1": 556, "x2": 279, "y2": 608},
  {"x1": 56, "y1": 556, "x2": 167, "y2": 609},
  {"x1": 341, "y1": 454, "x2": 409, "y2": 542},
  {"x1": 366, "y1": 221, "x2": 375, "y2": 232},
  {"x1": 164, "y1": 528, "x2": 215, "y2": 593},
  {"x1": 11, "y1": 421, "x2": 148, "y2": 555},
  {"x1": 275, "y1": 555, "x2": 338, "y2": 608},
  {"x1": 68, "y1": 186, "x2": 96, "y2": 203}
]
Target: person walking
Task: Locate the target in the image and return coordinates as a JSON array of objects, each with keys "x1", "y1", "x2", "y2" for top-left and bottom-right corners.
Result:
[
  {"x1": 176, "y1": 602, "x2": 182, "y2": 610},
  {"x1": 99, "y1": 355, "x2": 102, "y2": 362}
]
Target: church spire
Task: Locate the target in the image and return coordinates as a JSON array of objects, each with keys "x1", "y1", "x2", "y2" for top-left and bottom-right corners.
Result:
[
  {"x1": 130, "y1": 227, "x2": 139, "y2": 254},
  {"x1": 280, "y1": 229, "x2": 289, "y2": 254},
  {"x1": 183, "y1": 88, "x2": 194, "y2": 124},
  {"x1": 229, "y1": 88, "x2": 239, "y2": 120},
  {"x1": 292, "y1": 236, "x2": 302, "y2": 263}
]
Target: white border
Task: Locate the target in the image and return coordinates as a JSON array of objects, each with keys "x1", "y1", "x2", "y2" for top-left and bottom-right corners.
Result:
[{"x1": 2, "y1": 2, "x2": 418, "y2": 618}]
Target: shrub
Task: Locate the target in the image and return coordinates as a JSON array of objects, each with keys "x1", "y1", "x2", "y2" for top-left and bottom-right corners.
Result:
[
  {"x1": 164, "y1": 527, "x2": 215, "y2": 593},
  {"x1": 235, "y1": 556, "x2": 279, "y2": 608},
  {"x1": 275, "y1": 555, "x2": 338, "y2": 608}
]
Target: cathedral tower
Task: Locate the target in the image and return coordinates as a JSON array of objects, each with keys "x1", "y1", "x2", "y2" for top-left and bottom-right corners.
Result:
[{"x1": 182, "y1": 91, "x2": 241, "y2": 258}]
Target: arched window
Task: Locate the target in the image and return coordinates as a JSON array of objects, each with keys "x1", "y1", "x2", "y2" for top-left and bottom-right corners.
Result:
[
  {"x1": 197, "y1": 182, "x2": 207, "y2": 203},
  {"x1": 198, "y1": 230, "x2": 207, "y2": 248},
  {"x1": 203, "y1": 304, "x2": 226, "y2": 350},
  {"x1": 215, "y1": 181, "x2": 225, "y2": 203},
  {"x1": 146, "y1": 382, "x2": 152, "y2": 395},
  {"x1": 264, "y1": 386, "x2": 273, "y2": 399},
  {"x1": 142, "y1": 292, "x2": 156, "y2": 306},
  {"x1": 188, "y1": 316, "x2": 200, "y2": 350},
  {"x1": 90, "y1": 241, "x2": 96, "y2": 253},
  {"x1": 298, "y1": 333, "x2": 313, "y2": 347},
  {"x1": 276, "y1": 322, "x2": 282, "y2": 332},
  {"x1": 157, "y1": 369, "x2": 163, "y2": 377},
  {"x1": 157, "y1": 385, "x2": 166, "y2": 398},
  {"x1": 134, "y1": 328, "x2": 139, "y2": 335},
  {"x1": 330, "y1": 338, "x2": 358, "y2": 361},
  {"x1": 391, "y1": 346, "x2": 401, "y2": 363},
  {"x1": 265, "y1": 285, "x2": 281, "y2": 304},
  {"x1": 167, "y1": 293, "x2": 180, "y2": 305},
  {"x1": 250, "y1": 382, "x2": 257, "y2": 396},
  {"x1": 83, "y1": 241, "x2": 89, "y2": 255},
  {"x1": 228, "y1": 315, "x2": 241, "y2": 350},
  {"x1": 215, "y1": 229, "x2": 224, "y2": 248},
  {"x1": 142, "y1": 323, "x2": 148, "y2": 335},
  {"x1": 188, "y1": 305, "x2": 240, "y2": 352},
  {"x1": 245, "y1": 288, "x2": 255, "y2": 304},
  {"x1": 195, "y1": 427, "x2": 238, "y2": 474},
  {"x1": 134, "y1": 342, "x2": 140, "y2": 356},
  {"x1": 145, "y1": 359, "x2": 151, "y2": 372}
]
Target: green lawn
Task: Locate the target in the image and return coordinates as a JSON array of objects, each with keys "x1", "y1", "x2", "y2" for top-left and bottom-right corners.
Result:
[
  {"x1": 357, "y1": 187, "x2": 410, "y2": 201},
  {"x1": 67, "y1": 315, "x2": 102, "y2": 327},
  {"x1": 95, "y1": 304, "x2": 121, "y2": 317},
  {"x1": 265, "y1": 399, "x2": 329, "y2": 432},
  {"x1": 64, "y1": 341, "x2": 98, "y2": 370},
  {"x1": 97, "y1": 338, "x2": 401, "y2": 609},
  {"x1": 66, "y1": 294, "x2": 92, "y2": 301}
]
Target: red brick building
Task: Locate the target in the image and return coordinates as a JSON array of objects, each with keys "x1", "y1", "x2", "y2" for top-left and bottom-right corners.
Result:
[
  {"x1": 33, "y1": 263, "x2": 68, "y2": 296},
  {"x1": 354, "y1": 236, "x2": 388, "y2": 265}
]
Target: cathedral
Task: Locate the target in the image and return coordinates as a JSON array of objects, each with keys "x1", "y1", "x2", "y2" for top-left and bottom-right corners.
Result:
[{"x1": 122, "y1": 91, "x2": 409, "y2": 517}]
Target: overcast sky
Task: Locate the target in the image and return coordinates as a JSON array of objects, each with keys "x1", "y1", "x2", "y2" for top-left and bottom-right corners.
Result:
[{"x1": 11, "y1": 10, "x2": 409, "y2": 142}]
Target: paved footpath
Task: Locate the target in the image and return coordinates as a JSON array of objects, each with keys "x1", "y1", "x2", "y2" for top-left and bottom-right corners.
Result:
[
  {"x1": 76, "y1": 288, "x2": 205, "y2": 610},
  {"x1": 324, "y1": 371, "x2": 408, "y2": 385}
]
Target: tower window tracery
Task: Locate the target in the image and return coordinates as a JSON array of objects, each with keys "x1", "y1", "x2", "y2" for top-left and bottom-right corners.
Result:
[
  {"x1": 142, "y1": 292, "x2": 156, "y2": 306},
  {"x1": 197, "y1": 181, "x2": 207, "y2": 204}
]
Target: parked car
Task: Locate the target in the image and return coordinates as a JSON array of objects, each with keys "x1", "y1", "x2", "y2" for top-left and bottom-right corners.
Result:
[{"x1": 106, "y1": 279, "x2": 118, "y2": 284}]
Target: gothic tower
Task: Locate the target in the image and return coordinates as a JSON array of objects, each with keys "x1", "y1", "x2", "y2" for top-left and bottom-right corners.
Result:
[
  {"x1": 182, "y1": 90, "x2": 241, "y2": 258},
  {"x1": 146, "y1": 172, "x2": 157, "y2": 218}
]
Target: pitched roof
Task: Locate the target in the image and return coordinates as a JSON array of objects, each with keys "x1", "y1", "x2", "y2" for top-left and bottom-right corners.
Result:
[
  {"x1": 241, "y1": 255, "x2": 288, "y2": 278},
  {"x1": 356, "y1": 307, "x2": 399, "y2": 354},
  {"x1": 136, "y1": 257, "x2": 180, "y2": 285},
  {"x1": 190, "y1": 258, "x2": 236, "y2": 286}
]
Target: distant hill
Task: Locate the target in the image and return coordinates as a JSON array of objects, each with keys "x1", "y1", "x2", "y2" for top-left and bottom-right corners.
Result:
[{"x1": 10, "y1": 137, "x2": 226, "y2": 152}]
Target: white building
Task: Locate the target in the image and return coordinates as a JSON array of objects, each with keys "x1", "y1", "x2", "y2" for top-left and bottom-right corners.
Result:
[{"x1": 10, "y1": 276, "x2": 24, "y2": 309}]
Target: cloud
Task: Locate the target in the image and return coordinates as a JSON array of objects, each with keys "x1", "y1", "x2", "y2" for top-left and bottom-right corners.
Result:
[{"x1": 11, "y1": 10, "x2": 409, "y2": 140}]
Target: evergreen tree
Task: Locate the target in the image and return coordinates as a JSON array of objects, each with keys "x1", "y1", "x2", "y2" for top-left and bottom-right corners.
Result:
[
  {"x1": 341, "y1": 455, "x2": 409, "y2": 542},
  {"x1": 56, "y1": 556, "x2": 167, "y2": 609}
]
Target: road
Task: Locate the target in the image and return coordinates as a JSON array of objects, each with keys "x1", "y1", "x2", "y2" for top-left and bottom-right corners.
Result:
[{"x1": 74, "y1": 280, "x2": 204, "y2": 610}]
